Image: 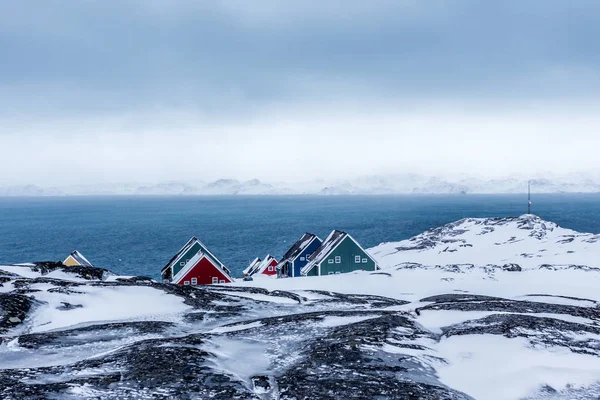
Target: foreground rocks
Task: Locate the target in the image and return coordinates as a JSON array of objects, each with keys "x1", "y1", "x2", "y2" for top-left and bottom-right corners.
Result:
[{"x1": 2, "y1": 263, "x2": 600, "y2": 399}]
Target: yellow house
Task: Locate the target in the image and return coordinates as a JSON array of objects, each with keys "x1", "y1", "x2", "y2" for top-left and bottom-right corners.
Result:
[{"x1": 63, "y1": 250, "x2": 94, "y2": 267}]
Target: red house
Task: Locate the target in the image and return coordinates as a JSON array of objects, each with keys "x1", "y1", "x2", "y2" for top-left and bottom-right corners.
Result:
[
  {"x1": 257, "y1": 255, "x2": 278, "y2": 276},
  {"x1": 161, "y1": 237, "x2": 233, "y2": 285}
]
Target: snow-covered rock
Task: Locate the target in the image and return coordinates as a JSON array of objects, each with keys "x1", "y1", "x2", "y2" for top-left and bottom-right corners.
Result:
[
  {"x1": 370, "y1": 214, "x2": 600, "y2": 271},
  {"x1": 2, "y1": 216, "x2": 600, "y2": 399}
]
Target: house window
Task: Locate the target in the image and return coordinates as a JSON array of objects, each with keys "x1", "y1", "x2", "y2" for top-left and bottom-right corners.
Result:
[
  {"x1": 191, "y1": 278, "x2": 197, "y2": 285},
  {"x1": 219, "y1": 280, "x2": 226, "y2": 284},
  {"x1": 328, "y1": 259, "x2": 334, "y2": 264},
  {"x1": 212, "y1": 277, "x2": 218, "y2": 284},
  {"x1": 184, "y1": 281, "x2": 190, "y2": 285},
  {"x1": 300, "y1": 257, "x2": 305, "y2": 261},
  {"x1": 268, "y1": 266, "x2": 274, "y2": 271},
  {"x1": 335, "y1": 272, "x2": 341, "y2": 275},
  {"x1": 328, "y1": 272, "x2": 334, "y2": 275},
  {"x1": 362, "y1": 258, "x2": 368, "y2": 263},
  {"x1": 335, "y1": 256, "x2": 341, "y2": 264},
  {"x1": 180, "y1": 262, "x2": 185, "y2": 266},
  {"x1": 355, "y1": 256, "x2": 361, "y2": 263}
]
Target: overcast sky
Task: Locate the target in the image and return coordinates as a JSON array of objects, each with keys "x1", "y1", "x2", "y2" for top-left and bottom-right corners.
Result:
[{"x1": 1, "y1": 1, "x2": 600, "y2": 185}]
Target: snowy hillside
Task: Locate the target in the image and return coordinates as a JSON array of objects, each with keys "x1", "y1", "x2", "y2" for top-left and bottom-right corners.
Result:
[
  {"x1": 370, "y1": 214, "x2": 600, "y2": 271},
  {"x1": 2, "y1": 216, "x2": 600, "y2": 399}
]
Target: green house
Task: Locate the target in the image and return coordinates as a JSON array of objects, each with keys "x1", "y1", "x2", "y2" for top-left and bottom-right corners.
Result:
[{"x1": 301, "y1": 230, "x2": 379, "y2": 276}]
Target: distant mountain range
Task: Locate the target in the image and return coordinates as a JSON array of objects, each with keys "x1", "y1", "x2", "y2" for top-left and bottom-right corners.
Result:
[{"x1": 1, "y1": 173, "x2": 599, "y2": 196}]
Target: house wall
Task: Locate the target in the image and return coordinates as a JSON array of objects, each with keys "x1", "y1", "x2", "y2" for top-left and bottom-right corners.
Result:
[
  {"x1": 176, "y1": 257, "x2": 231, "y2": 285},
  {"x1": 318, "y1": 237, "x2": 376, "y2": 276},
  {"x1": 293, "y1": 239, "x2": 323, "y2": 277},
  {"x1": 172, "y1": 242, "x2": 221, "y2": 276},
  {"x1": 261, "y1": 259, "x2": 278, "y2": 275},
  {"x1": 63, "y1": 256, "x2": 80, "y2": 267}
]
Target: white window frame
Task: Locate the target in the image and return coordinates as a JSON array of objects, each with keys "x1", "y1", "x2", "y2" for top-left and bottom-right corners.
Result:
[
  {"x1": 355, "y1": 256, "x2": 361, "y2": 263},
  {"x1": 328, "y1": 271, "x2": 334, "y2": 275},
  {"x1": 328, "y1": 259, "x2": 334, "y2": 264},
  {"x1": 184, "y1": 281, "x2": 190, "y2": 285},
  {"x1": 300, "y1": 257, "x2": 305, "y2": 261},
  {"x1": 180, "y1": 262, "x2": 185, "y2": 266},
  {"x1": 335, "y1": 256, "x2": 341, "y2": 264},
  {"x1": 219, "y1": 280, "x2": 226, "y2": 284},
  {"x1": 268, "y1": 266, "x2": 274, "y2": 272},
  {"x1": 335, "y1": 271, "x2": 341, "y2": 275},
  {"x1": 362, "y1": 258, "x2": 368, "y2": 263},
  {"x1": 212, "y1": 277, "x2": 218, "y2": 284},
  {"x1": 191, "y1": 278, "x2": 197, "y2": 285}
]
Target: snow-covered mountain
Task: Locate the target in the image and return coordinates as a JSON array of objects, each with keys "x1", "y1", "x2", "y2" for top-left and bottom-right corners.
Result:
[
  {"x1": 1, "y1": 172, "x2": 600, "y2": 196},
  {"x1": 2, "y1": 215, "x2": 600, "y2": 399}
]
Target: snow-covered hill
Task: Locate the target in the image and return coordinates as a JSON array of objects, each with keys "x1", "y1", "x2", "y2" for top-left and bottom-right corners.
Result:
[
  {"x1": 2, "y1": 216, "x2": 600, "y2": 399},
  {"x1": 370, "y1": 214, "x2": 600, "y2": 271}
]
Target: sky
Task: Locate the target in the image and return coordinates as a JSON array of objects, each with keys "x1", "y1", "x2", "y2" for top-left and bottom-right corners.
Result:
[{"x1": 1, "y1": 0, "x2": 600, "y2": 186}]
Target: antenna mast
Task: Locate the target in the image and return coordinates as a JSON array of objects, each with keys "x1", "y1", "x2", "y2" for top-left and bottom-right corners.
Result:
[{"x1": 528, "y1": 181, "x2": 531, "y2": 214}]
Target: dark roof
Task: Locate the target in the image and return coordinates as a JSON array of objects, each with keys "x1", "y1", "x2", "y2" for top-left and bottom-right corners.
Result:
[
  {"x1": 161, "y1": 237, "x2": 197, "y2": 274},
  {"x1": 306, "y1": 230, "x2": 348, "y2": 266},
  {"x1": 281, "y1": 233, "x2": 319, "y2": 262},
  {"x1": 68, "y1": 250, "x2": 94, "y2": 267}
]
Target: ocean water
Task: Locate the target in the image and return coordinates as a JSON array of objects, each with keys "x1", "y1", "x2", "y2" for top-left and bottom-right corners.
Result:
[{"x1": 0, "y1": 194, "x2": 599, "y2": 279}]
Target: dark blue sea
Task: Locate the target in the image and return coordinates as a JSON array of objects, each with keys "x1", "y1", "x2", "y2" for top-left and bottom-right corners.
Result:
[{"x1": 0, "y1": 195, "x2": 599, "y2": 279}]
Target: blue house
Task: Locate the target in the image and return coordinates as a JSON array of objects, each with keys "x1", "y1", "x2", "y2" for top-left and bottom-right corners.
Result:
[{"x1": 277, "y1": 233, "x2": 322, "y2": 278}]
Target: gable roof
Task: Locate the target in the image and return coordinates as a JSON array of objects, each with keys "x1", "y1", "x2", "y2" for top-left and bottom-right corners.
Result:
[
  {"x1": 172, "y1": 252, "x2": 233, "y2": 284},
  {"x1": 301, "y1": 230, "x2": 379, "y2": 276},
  {"x1": 306, "y1": 230, "x2": 347, "y2": 265},
  {"x1": 243, "y1": 257, "x2": 261, "y2": 275},
  {"x1": 281, "y1": 233, "x2": 321, "y2": 263},
  {"x1": 254, "y1": 255, "x2": 277, "y2": 275},
  {"x1": 65, "y1": 250, "x2": 94, "y2": 267},
  {"x1": 162, "y1": 237, "x2": 232, "y2": 278}
]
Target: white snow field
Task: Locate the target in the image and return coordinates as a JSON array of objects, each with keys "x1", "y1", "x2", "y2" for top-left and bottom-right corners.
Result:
[{"x1": 1, "y1": 214, "x2": 600, "y2": 399}]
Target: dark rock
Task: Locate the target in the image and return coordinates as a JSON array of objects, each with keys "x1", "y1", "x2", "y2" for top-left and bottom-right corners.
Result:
[
  {"x1": 277, "y1": 314, "x2": 471, "y2": 399},
  {"x1": 18, "y1": 321, "x2": 176, "y2": 349},
  {"x1": 56, "y1": 302, "x2": 83, "y2": 311},
  {"x1": 0, "y1": 293, "x2": 36, "y2": 333},
  {"x1": 115, "y1": 275, "x2": 154, "y2": 283},
  {"x1": 251, "y1": 375, "x2": 271, "y2": 392},
  {"x1": 62, "y1": 265, "x2": 110, "y2": 280},
  {"x1": 502, "y1": 263, "x2": 522, "y2": 272},
  {"x1": 306, "y1": 291, "x2": 409, "y2": 308},
  {"x1": 443, "y1": 313, "x2": 600, "y2": 355},
  {"x1": 30, "y1": 261, "x2": 64, "y2": 275},
  {"x1": 418, "y1": 294, "x2": 600, "y2": 320}
]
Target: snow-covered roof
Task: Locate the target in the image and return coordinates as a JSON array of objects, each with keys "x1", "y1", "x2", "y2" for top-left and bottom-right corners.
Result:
[
  {"x1": 243, "y1": 257, "x2": 261, "y2": 275},
  {"x1": 280, "y1": 233, "x2": 320, "y2": 263},
  {"x1": 65, "y1": 250, "x2": 94, "y2": 267},
  {"x1": 301, "y1": 230, "x2": 348, "y2": 275},
  {"x1": 253, "y1": 255, "x2": 277, "y2": 275},
  {"x1": 161, "y1": 237, "x2": 232, "y2": 279}
]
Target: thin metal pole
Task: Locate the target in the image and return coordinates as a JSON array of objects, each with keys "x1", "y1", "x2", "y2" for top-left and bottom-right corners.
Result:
[{"x1": 528, "y1": 181, "x2": 531, "y2": 214}]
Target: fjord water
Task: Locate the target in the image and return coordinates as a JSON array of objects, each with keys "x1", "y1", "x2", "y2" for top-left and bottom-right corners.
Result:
[{"x1": 0, "y1": 194, "x2": 599, "y2": 279}]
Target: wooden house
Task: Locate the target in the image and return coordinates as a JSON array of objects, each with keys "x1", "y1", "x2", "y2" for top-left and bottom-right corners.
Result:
[
  {"x1": 242, "y1": 257, "x2": 262, "y2": 278},
  {"x1": 243, "y1": 255, "x2": 278, "y2": 277},
  {"x1": 277, "y1": 233, "x2": 323, "y2": 278},
  {"x1": 301, "y1": 230, "x2": 378, "y2": 276},
  {"x1": 63, "y1": 250, "x2": 94, "y2": 267},
  {"x1": 254, "y1": 255, "x2": 278, "y2": 276},
  {"x1": 161, "y1": 237, "x2": 233, "y2": 285}
]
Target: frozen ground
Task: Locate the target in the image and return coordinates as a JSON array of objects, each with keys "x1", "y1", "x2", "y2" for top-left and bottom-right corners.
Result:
[{"x1": 1, "y1": 215, "x2": 600, "y2": 399}]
